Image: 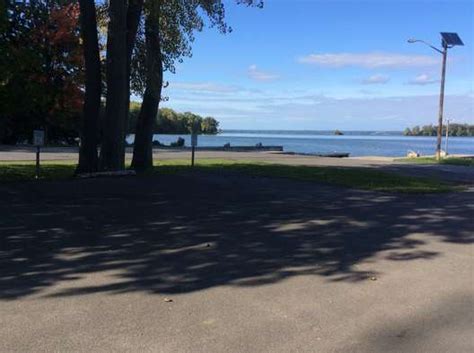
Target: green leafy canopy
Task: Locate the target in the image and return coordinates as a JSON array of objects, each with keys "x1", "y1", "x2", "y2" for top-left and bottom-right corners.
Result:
[{"x1": 131, "y1": 0, "x2": 263, "y2": 96}]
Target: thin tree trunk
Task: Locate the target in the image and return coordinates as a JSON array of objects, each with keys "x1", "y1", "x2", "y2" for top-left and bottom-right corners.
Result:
[
  {"x1": 76, "y1": 0, "x2": 101, "y2": 173},
  {"x1": 99, "y1": 0, "x2": 128, "y2": 171},
  {"x1": 131, "y1": 2, "x2": 162, "y2": 171}
]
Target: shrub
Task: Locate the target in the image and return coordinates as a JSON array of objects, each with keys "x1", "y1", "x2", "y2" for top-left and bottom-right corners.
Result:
[{"x1": 170, "y1": 137, "x2": 185, "y2": 147}]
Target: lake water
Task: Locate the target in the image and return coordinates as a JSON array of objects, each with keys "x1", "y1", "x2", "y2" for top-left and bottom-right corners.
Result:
[{"x1": 128, "y1": 130, "x2": 474, "y2": 157}]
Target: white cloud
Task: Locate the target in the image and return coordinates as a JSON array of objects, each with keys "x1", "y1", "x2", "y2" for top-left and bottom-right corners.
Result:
[
  {"x1": 164, "y1": 90, "x2": 474, "y2": 130},
  {"x1": 169, "y1": 82, "x2": 240, "y2": 93},
  {"x1": 361, "y1": 74, "x2": 390, "y2": 84},
  {"x1": 407, "y1": 74, "x2": 439, "y2": 85},
  {"x1": 248, "y1": 64, "x2": 279, "y2": 82},
  {"x1": 250, "y1": 94, "x2": 473, "y2": 129},
  {"x1": 298, "y1": 52, "x2": 439, "y2": 68},
  {"x1": 359, "y1": 89, "x2": 376, "y2": 95}
]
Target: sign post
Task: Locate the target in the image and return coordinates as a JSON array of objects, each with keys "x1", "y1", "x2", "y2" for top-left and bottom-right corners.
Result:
[
  {"x1": 191, "y1": 133, "x2": 198, "y2": 167},
  {"x1": 33, "y1": 130, "x2": 45, "y2": 179},
  {"x1": 445, "y1": 119, "x2": 450, "y2": 156}
]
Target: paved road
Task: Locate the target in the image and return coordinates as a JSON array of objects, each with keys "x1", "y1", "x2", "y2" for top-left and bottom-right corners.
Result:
[
  {"x1": 1, "y1": 146, "x2": 473, "y2": 184},
  {"x1": 1, "y1": 171, "x2": 473, "y2": 352}
]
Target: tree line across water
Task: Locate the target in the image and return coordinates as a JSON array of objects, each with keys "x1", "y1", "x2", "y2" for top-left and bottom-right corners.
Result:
[
  {"x1": 404, "y1": 124, "x2": 474, "y2": 137},
  {"x1": 128, "y1": 104, "x2": 219, "y2": 135},
  {"x1": 0, "y1": 0, "x2": 262, "y2": 172}
]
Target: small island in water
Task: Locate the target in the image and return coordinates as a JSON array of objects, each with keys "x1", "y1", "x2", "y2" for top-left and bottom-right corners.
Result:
[{"x1": 334, "y1": 129, "x2": 344, "y2": 136}]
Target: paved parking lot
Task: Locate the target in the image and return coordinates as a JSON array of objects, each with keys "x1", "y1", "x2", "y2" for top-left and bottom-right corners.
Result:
[{"x1": 1, "y1": 171, "x2": 473, "y2": 352}]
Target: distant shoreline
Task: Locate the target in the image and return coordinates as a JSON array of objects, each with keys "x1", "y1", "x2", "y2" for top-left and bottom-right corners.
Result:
[{"x1": 143, "y1": 130, "x2": 474, "y2": 137}]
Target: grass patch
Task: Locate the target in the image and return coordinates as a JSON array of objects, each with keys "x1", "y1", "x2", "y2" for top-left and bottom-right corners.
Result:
[
  {"x1": 0, "y1": 158, "x2": 458, "y2": 193},
  {"x1": 397, "y1": 156, "x2": 474, "y2": 167},
  {"x1": 0, "y1": 160, "x2": 76, "y2": 182},
  {"x1": 153, "y1": 159, "x2": 456, "y2": 193}
]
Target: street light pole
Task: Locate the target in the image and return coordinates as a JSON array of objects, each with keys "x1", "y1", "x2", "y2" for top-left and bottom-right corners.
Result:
[
  {"x1": 408, "y1": 33, "x2": 463, "y2": 161},
  {"x1": 436, "y1": 43, "x2": 448, "y2": 160}
]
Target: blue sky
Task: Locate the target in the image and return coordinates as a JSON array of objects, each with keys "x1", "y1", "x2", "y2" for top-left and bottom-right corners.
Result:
[{"x1": 160, "y1": 0, "x2": 473, "y2": 130}]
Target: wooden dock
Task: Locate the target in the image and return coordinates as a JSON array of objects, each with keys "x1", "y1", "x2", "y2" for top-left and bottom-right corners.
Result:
[
  {"x1": 155, "y1": 146, "x2": 284, "y2": 152},
  {"x1": 282, "y1": 152, "x2": 350, "y2": 158}
]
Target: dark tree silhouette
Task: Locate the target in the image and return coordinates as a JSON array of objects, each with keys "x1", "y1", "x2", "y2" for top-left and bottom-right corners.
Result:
[
  {"x1": 77, "y1": 0, "x2": 101, "y2": 173},
  {"x1": 131, "y1": 1, "x2": 162, "y2": 171},
  {"x1": 99, "y1": 0, "x2": 129, "y2": 171}
]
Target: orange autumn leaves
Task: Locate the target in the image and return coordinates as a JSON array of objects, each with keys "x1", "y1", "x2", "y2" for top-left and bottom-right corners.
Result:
[
  {"x1": 0, "y1": 1, "x2": 85, "y2": 143},
  {"x1": 34, "y1": 2, "x2": 84, "y2": 115}
]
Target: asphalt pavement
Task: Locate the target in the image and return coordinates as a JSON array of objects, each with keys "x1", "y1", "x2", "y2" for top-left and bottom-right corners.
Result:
[{"x1": 1, "y1": 171, "x2": 473, "y2": 352}]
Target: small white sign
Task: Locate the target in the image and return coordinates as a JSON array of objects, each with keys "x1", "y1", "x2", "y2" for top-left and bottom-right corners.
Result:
[
  {"x1": 191, "y1": 133, "x2": 198, "y2": 147},
  {"x1": 33, "y1": 130, "x2": 45, "y2": 146}
]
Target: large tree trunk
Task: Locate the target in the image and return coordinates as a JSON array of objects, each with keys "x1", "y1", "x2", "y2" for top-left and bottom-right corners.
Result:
[
  {"x1": 99, "y1": 0, "x2": 128, "y2": 171},
  {"x1": 125, "y1": 0, "x2": 144, "y2": 133},
  {"x1": 131, "y1": 2, "x2": 162, "y2": 171},
  {"x1": 76, "y1": 0, "x2": 101, "y2": 174}
]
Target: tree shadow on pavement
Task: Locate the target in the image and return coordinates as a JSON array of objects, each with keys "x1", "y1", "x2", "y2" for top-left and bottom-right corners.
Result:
[{"x1": 0, "y1": 171, "x2": 473, "y2": 300}]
